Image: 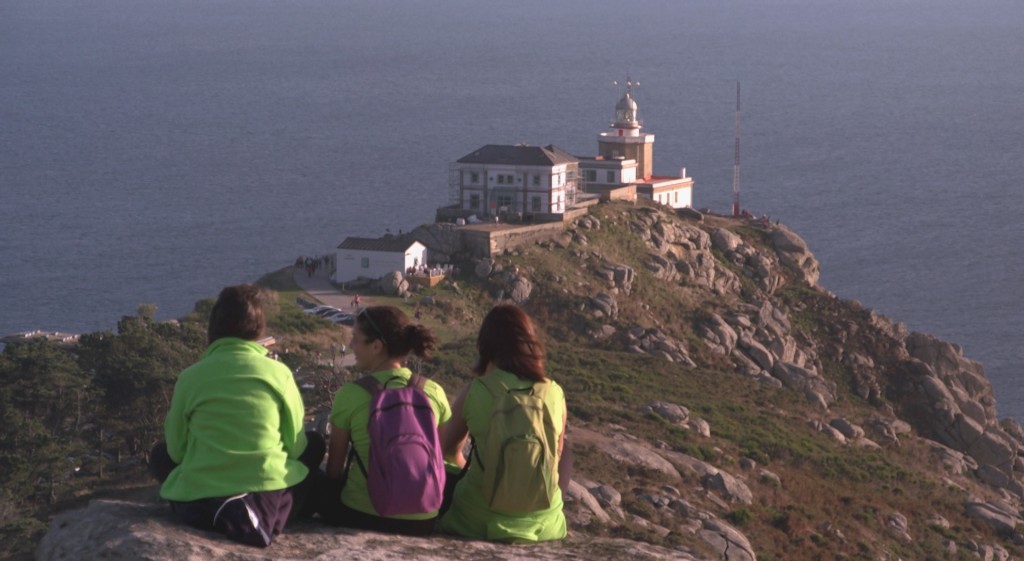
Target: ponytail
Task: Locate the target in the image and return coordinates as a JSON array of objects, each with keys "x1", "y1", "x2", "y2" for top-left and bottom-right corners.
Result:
[
  {"x1": 357, "y1": 305, "x2": 437, "y2": 361},
  {"x1": 404, "y1": 323, "x2": 437, "y2": 360}
]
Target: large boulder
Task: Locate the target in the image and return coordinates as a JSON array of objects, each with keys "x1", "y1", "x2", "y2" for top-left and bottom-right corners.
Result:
[
  {"x1": 700, "y1": 469, "x2": 754, "y2": 505},
  {"x1": 906, "y1": 332, "x2": 998, "y2": 424},
  {"x1": 644, "y1": 401, "x2": 690, "y2": 424},
  {"x1": 591, "y1": 292, "x2": 619, "y2": 319},
  {"x1": 564, "y1": 480, "x2": 612, "y2": 524},
  {"x1": 38, "y1": 500, "x2": 700, "y2": 561},
  {"x1": 737, "y1": 333, "x2": 774, "y2": 371},
  {"x1": 507, "y1": 275, "x2": 533, "y2": 304},
  {"x1": 571, "y1": 426, "x2": 681, "y2": 481},
  {"x1": 699, "y1": 518, "x2": 757, "y2": 561},
  {"x1": 474, "y1": 259, "x2": 493, "y2": 278},
  {"x1": 768, "y1": 226, "x2": 820, "y2": 285},
  {"x1": 964, "y1": 499, "x2": 1024, "y2": 535},
  {"x1": 900, "y1": 332, "x2": 1019, "y2": 480},
  {"x1": 771, "y1": 362, "x2": 836, "y2": 407},
  {"x1": 378, "y1": 271, "x2": 407, "y2": 296},
  {"x1": 700, "y1": 313, "x2": 738, "y2": 356},
  {"x1": 710, "y1": 228, "x2": 743, "y2": 253}
]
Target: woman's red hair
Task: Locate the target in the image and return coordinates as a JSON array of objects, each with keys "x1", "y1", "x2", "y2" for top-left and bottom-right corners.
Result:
[{"x1": 473, "y1": 304, "x2": 546, "y2": 382}]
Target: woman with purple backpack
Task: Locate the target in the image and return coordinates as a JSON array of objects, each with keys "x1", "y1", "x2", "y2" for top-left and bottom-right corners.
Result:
[{"x1": 315, "y1": 306, "x2": 451, "y2": 535}]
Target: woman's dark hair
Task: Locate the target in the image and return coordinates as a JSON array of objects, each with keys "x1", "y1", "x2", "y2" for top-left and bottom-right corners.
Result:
[
  {"x1": 356, "y1": 305, "x2": 436, "y2": 360},
  {"x1": 207, "y1": 284, "x2": 265, "y2": 344},
  {"x1": 474, "y1": 304, "x2": 546, "y2": 382}
]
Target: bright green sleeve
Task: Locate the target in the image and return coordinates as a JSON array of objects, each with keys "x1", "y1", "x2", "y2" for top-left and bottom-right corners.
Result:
[
  {"x1": 426, "y1": 380, "x2": 452, "y2": 426},
  {"x1": 164, "y1": 375, "x2": 191, "y2": 463},
  {"x1": 280, "y1": 369, "x2": 308, "y2": 459}
]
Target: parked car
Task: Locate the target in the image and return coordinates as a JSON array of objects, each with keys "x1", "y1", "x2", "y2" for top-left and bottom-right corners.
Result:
[
  {"x1": 303, "y1": 305, "x2": 336, "y2": 315},
  {"x1": 324, "y1": 311, "x2": 355, "y2": 326}
]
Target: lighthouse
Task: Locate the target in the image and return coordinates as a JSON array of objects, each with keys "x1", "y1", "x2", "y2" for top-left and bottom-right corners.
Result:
[
  {"x1": 596, "y1": 81, "x2": 656, "y2": 180},
  {"x1": 578, "y1": 79, "x2": 693, "y2": 210}
]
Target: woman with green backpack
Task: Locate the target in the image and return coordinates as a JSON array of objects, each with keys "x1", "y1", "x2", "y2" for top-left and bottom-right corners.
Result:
[{"x1": 437, "y1": 304, "x2": 568, "y2": 542}]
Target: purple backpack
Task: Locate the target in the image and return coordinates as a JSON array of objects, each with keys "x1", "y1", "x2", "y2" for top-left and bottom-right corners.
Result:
[{"x1": 351, "y1": 374, "x2": 445, "y2": 516}]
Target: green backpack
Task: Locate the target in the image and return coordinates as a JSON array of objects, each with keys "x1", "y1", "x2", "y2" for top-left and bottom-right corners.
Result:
[{"x1": 472, "y1": 374, "x2": 560, "y2": 513}]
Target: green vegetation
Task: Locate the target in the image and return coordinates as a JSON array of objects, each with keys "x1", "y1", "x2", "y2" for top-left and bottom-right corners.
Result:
[
  {"x1": 0, "y1": 279, "x2": 347, "y2": 560},
  {"x1": 2, "y1": 201, "x2": 1019, "y2": 560}
]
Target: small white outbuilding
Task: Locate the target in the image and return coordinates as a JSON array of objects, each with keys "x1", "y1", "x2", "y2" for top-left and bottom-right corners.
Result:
[{"x1": 335, "y1": 237, "x2": 427, "y2": 284}]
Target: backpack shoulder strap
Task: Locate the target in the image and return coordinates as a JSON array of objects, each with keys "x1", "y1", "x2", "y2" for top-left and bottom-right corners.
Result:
[
  {"x1": 348, "y1": 375, "x2": 382, "y2": 479},
  {"x1": 477, "y1": 372, "x2": 507, "y2": 398},
  {"x1": 354, "y1": 375, "x2": 384, "y2": 395},
  {"x1": 407, "y1": 373, "x2": 427, "y2": 391},
  {"x1": 530, "y1": 379, "x2": 551, "y2": 400}
]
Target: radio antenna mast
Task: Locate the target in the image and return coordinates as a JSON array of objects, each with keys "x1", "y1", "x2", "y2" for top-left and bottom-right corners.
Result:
[{"x1": 732, "y1": 81, "x2": 741, "y2": 217}]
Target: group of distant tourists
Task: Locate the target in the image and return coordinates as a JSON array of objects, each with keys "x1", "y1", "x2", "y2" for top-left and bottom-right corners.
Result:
[
  {"x1": 406, "y1": 262, "x2": 455, "y2": 278},
  {"x1": 149, "y1": 284, "x2": 568, "y2": 547},
  {"x1": 296, "y1": 255, "x2": 331, "y2": 278}
]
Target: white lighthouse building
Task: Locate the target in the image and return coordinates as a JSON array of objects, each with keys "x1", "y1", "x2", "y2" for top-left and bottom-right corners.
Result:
[{"x1": 579, "y1": 81, "x2": 693, "y2": 209}]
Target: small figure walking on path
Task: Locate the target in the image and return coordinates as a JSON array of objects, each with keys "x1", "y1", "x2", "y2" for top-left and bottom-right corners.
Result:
[{"x1": 351, "y1": 294, "x2": 361, "y2": 310}]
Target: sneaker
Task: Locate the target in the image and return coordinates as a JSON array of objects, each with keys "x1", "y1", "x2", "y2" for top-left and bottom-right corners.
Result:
[{"x1": 213, "y1": 494, "x2": 272, "y2": 548}]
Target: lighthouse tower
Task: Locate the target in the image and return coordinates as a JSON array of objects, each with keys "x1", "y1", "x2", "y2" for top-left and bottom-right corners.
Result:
[{"x1": 597, "y1": 81, "x2": 656, "y2": 180}]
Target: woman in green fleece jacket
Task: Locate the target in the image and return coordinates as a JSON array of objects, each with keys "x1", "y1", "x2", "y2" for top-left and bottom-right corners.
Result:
[{"x1": 149, "y1": 284, "x2": 324, "y2": 547}]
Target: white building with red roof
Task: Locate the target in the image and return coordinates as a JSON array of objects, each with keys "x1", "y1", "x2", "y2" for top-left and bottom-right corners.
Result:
[
  {"x1": 578, "y1": 80, "x2": 693, "y2": 209},
  {"x1": 440, "y1": 80, "x2": 692, "y2": 223}
]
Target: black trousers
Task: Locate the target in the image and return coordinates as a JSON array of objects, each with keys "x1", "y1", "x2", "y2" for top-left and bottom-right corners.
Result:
[
  {"x1": 307, "y1": 469, "x2": 437, "y2": 536},
  {"x1": 148, "y1": 432, "x2": 326, "y2": 547}
]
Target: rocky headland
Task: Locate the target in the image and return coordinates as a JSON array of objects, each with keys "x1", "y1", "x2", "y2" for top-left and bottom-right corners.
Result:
[{"x1": 36, "y1": 201, "x2": 1024, "y2": 561}]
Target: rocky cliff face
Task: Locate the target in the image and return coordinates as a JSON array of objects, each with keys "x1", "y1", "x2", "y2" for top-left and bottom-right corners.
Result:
[{"x1": 37, "y1": 202, "x2": 1024, "y2": 561}]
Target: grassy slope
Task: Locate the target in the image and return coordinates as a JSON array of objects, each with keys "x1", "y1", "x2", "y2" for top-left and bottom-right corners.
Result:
[
  {"x1": 13, "y1": 201, "x2": 1014, "y2": 561},
  {"x1": 417, "y1": 201, "x2": 1011, "y2": 560}
]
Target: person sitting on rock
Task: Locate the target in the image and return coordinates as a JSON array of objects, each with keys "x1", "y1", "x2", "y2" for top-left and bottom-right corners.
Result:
[
  {"x1": 315, "y1": 305, "x2": 451, "y2": 535},
  {"x1": 149, "y1": 284, "x2": 325, "y2": 548},
  {"x1": 437, "y1": 304, "x2": 570, "y2": 542}
]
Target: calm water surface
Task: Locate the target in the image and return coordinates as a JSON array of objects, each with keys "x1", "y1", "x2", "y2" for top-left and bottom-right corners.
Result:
[{"x1": 2, "y1": 0, "x2": 1022, "y2": 418}]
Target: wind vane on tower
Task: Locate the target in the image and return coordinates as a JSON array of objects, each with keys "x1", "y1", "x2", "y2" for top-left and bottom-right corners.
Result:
[{"x1": 613, "y1": 78, "x2": 639, "y2": 96}]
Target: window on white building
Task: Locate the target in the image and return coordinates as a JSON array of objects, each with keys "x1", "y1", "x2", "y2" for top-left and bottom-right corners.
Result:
[
  {"x1": 606, "y1": 171, "x2": 615, "y2": 183},
  {"x1": 586, "y1": 169, "x2": 597, "y2": 182},
  {"x1": 532, "y1": 175, "x2": 540, "y2": 185},
  {"x1": 361, "y1": 257, "x2": 370, "y2": 268},
  {"x1": 470, "y1": 172, "x2": 479, "y2": 183},
  {"x1": 531, "y1": 196, "x2": 541, "y2": 212},
  {"x1": 470, "y1": 194, "x2": 480, "y2": 209}
]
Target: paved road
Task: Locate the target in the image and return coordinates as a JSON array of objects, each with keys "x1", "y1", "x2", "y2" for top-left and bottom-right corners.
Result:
[
  {"x1": 292, "y1": 266, "x2": 365, "y2": 311},
  {"x1": 291, "y1": 265, "x2": 366, "y2": 367}
]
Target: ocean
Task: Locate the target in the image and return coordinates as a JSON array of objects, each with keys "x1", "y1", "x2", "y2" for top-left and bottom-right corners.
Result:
[{"x1": 2, "y1": 0, "x2": 1022, "y2": 419}]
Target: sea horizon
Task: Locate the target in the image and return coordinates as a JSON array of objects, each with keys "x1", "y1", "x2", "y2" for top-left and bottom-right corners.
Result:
[{"x1": 3, "y1": 0, "x2": 1021, "y2": 419}]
